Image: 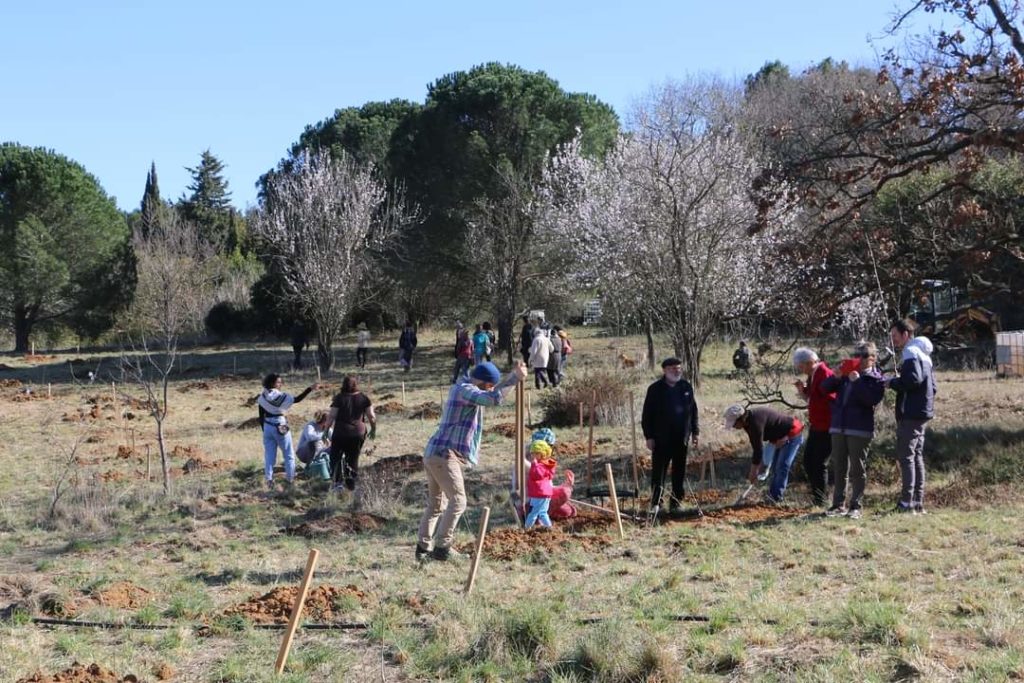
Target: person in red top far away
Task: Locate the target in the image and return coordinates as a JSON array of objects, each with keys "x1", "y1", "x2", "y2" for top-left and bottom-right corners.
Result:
[{"x1": 792, "y1": 347, "x2": 836, "y2": 507}]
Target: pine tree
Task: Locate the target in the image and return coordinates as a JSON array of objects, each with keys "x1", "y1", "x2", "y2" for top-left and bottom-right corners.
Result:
[
  {"x1": 181, "y1": 150, "x2": 234, "y2": 250},
  {"x1": 139, "y1": 161, "x2": 163, "y2": 237}
]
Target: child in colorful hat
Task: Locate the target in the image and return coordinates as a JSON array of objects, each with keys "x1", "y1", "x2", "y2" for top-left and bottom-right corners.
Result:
[{"x1": 525, "y1": 440, "x2": 556, "y2": 528}]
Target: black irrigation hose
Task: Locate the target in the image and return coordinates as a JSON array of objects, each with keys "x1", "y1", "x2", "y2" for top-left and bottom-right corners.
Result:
[{"x1": 29, "y1": 613, "x2": 785, "y2": 631}]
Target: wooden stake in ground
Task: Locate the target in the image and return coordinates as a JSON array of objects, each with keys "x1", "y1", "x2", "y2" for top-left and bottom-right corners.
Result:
[
  {"x1": 464, "y1": 507, "x2": 491, "y2": 594},
  {"x1": 578, "y1": 402, "x2": 584, "y2": 439},
  {"x1": 586, "y1": 392, "x2": 596, "y2": 490},
  {"x1": 628, "y1": 391, "x2": 640, "y2": 496},
  {"x1": 47, "y1": 383, "x2": 51, "y2": 400},
  {"x1": 517, "y1": 381, "x2": 526, "y2": 512},
  {"x1": 275, "y1": 548, "x2": 320, "y2": 675},
  {"x1": 402, "y1": 381, "x2": 406, "y2": 406},
  {"x1": 316, "y1": 366, "x2": 321, "y2": 383},
  {"x1": 146, "y1": 444, "x2": 152, "y2": 482},
  {"x1": 605, "y1": 463, "x2": 625, "y2": 540},
  {"x1": 526, "y1": 389, "x2": 532, "y2": 426}
]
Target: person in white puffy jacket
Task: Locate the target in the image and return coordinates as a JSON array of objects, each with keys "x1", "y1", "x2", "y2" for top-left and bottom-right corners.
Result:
[{"x1": 529, "y1": 328, "x2": 554, "y2": 389}]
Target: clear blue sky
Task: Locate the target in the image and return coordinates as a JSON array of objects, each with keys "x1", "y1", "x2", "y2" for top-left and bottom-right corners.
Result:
[{"x1": 3, "y1": 0, "x2": 907, "y2": 211}]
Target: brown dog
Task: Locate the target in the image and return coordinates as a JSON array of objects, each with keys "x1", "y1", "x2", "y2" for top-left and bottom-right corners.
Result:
[{"x1": 618, "y1": 353, "x2": 637, "y2": 369}]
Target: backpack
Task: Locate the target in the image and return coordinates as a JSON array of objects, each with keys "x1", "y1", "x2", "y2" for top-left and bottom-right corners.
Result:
[{"x1": 562, "y1": 337, "x2": 573, "y2": 355}]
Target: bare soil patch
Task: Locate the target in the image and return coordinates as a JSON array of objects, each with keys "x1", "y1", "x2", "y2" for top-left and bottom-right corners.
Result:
[
  {"x1": 460, "y1": 527, "x2": 613, "y2": 561},
  {"x1": 178, "y1": 380, "x2": 211, "y2": 392},
  {"x1": 223, "y1": 584, "x2": 369, "y2": 624},
  {"x1": 1, "y1": 378, "x2": 23, "y2": 388},
  {"x1": 22, "y1": 354, "x2": 57, "y2": 363},
  {"x1": 680, "y1": 503, "x2": 812, "y2": 525},
  {"x1": 375, "y1": 400, "x2": 405, "y2": 415},
  {"x1": 365, "y1": 454, "x2": 421, "y2": 476},
  {"x1": 173, "y1": 445, "x2": 237, "y2": 474},
  {"x1": 16, "y1": 662, "x2": 140, "y2": 683},
  {"x1": 554, "y1": 440, "x2": 588, "y2": 457},
  {"x1": 408, "y1": 402, "x2": 441, "y2": 420},
  {"x1": 281, "y1": 513, "x2": 388, "y2": 537},
  {"x1": 487, "y1": 422, "x2": 517, "y2": 438},
  {"x1": 91, "y1": 581, "x2": 154, "y2": 610},
  {"x1": 233, "y1": 416, "x2": 262, "y2": 430}
]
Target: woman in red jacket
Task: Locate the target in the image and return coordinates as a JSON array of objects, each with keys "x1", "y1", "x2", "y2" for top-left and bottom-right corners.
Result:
[{"x1": 793, "y1": 347, "x2": 836, "y2": 507}]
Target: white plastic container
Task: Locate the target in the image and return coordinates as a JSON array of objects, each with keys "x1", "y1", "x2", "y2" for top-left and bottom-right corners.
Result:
[{"x1": 996, "y1": 331, "x2": 1024, "y2": 377}]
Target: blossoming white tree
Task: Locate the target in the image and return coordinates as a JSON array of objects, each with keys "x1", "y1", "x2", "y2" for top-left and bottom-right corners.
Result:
[
  {"x1": 542, "y1": 80, "x2": 797, "y2": 385},
  {"x1": 252, "y1": 149, "x2": 415, "y2": 370}
]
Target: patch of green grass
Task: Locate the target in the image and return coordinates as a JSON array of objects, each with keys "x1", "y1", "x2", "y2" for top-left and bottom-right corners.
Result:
[
  {"x1": 133, "y1": 603, "x2": 161, "y2": 626},
  {"x1": 833, "y1": 599, "x2": 927, "y2": 649},
  {"x1": 164, "y1": 585, "x2": 213, "y2": 619}
]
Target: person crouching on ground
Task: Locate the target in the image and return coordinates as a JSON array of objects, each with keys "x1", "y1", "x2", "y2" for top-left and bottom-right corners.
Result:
[
  {"x1": 524, "y1": 440, "x2": 556, "y2": 528},
  {"x1": 818, "y1": 341, "x2": 886, "y2": 519},
  {"x1": 723, "y1": 404, "x2": 804, "y2": 503},
  {"x1": 258, "y1": 373, "x2": 316, "y2": 489},
  {"x1": 417, "y1": 360, "x2": 527, "y2": 562},
  {"x1": 324, "y1": 376, "x2": 376, "y2": 494},
  {"x1": 296, "y1": 410, "x2": 331, "y2": 467},
  {"x1": 641, "y1": 358, "x2": 699, "y2": 517},
  {"x1": 792, "y1": 347, "x2": 836, "y2": 507},
  {"x1": 886, "y1": 320, "x2": 937, "y2": 514}
]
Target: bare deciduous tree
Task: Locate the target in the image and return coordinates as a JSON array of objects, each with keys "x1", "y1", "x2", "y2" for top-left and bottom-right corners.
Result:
[
  {"x1": 119, "y1": 214, "x2": 219, "y2": 495},
  {"x1": 252, "y1": 149, "x2": 415, "y2": 370},
  {"x1": 544, "y1": 81, "x2": 796, "y2": 385}
]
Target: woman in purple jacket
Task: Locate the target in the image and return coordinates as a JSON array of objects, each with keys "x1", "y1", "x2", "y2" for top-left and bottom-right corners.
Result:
[{"x1": 819, "y1": 341, "x2": 886, "y2": 519}]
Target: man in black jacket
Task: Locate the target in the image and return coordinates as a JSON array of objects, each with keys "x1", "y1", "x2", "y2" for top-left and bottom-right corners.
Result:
[{"x1": 642, "y1": 358, "x2": 699, "y2": 517}]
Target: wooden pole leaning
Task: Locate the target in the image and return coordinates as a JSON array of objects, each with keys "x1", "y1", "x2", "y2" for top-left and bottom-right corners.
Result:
[
  {"x1": 517, "y1": 382, "x2": 526, "y2": 515},
  {"x1": 464, "y1": 507, "x2": 491, "y2": 594},
  {"x1": 605, "y1": 464, "x2": 625, "y2": 540},
  {"x1": 275, "y1": 548, "x2": 320, "y2": 675},
  {"x1": 629, "y1": 391, "x2": 640, "y2": 496}
]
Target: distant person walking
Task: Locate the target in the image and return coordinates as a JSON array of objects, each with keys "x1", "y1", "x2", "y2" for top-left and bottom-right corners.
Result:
[
  {"x1": 546, "y1": 329, "x2": 562, "y2": 388},
  {"x1": 642, "y1": 358, "x2": 700, "y2": 517},
  {"x1": 355, "y1": 323, "x2": 371, "y2": 368},
  {"x1": 325, "y1": 376, "x2": 376, "y2": 493},
  {"x1": 529, "y1": 328, "x2": 554, "y2": 389},
  {"x1": 398, "y1": 321, "x2": 417, "y2": 373},
  {"x1": 519, "y1": 316, "x2": 534, "y2": 365},
  {"x1": 258, "y1": 373, "x2": 316, "y2": 488},
  {"x1": 290, "y1": 321, "x2": 308, "y2": 370},
  {"x1": 417, "y1": 360, "x2": 527, "y2": 561},
  {"x1": 556, "y1": 327, "x2": 572, "y2": 378},
  {"x1": 886, "y1": 320, "x2": 937, "y2": 514},
  {"x1": 819, "y1": 341, "x2": 886, "y2": 519},
  {"x1": 792, "y1": 347, "x2": 836, "y2": 507},
  {"x1": 472, "y1": 324, "x2": 491, "y2": 366},
  {"x1": 452, "y1": 328, "x2": 473, "y2": 383},
  {"x1": 732, "y1": 340, "x2": 752, "y2": 373},
  {"x1": 482, "y1": 321, "x2": 496, "y2": 361}
]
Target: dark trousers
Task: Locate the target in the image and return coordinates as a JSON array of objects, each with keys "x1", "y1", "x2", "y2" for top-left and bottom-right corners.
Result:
[
  {"x1": 330, "y1": 435, "x2": 365, "y2": 490},
  {"x1": 292, "y1": 345, "x2": 303, "y2": 369},
  {"x1": 546, "y1": 366, "x2": 560, "y2": 387},
  {"x1": 356, "y1": 347, "x2": 368, "y2": 367},
  {"x1": 650, "y1": 441, "x2": 688, "y2": 509},
  {"x1": 804, "y1": 429, "x2": 832, "y2": 505},
  {"x1": 534, "y1": 367, "x2": 548, "y2": 389},
  {"x1": 452, "y1": 357, "x2": 471, "y2": 383},
  {"x1": 522, "y1": 350, "x2": 531, "y2": 364}
]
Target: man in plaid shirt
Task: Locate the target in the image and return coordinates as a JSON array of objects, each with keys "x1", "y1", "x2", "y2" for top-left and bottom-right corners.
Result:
[{"x1": 417, "y1": 359, "x2": 526, "y2": 561}]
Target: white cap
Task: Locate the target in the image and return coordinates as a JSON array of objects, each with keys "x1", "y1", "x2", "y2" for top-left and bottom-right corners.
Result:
[{"x1": 723, "y1": 404, "x2": 745, "y2": 429}]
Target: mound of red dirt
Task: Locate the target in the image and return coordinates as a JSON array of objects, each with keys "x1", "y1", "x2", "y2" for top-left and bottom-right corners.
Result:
[
  {"x1": 365, "y1": 454, "x2": 421, "y2": 476},
  {"x1": 461, "y1": 527, "x2": 612, "y2": 561},
  {"x1": 375, "y1": 400, "x2": 405, "y2": 414},
  {"x1": 223, "y1": 584, "x2": 369, "y2": 624},
  {"x1": 682, "y1": 503, "x2": 811, "y2": 525},
  {"x1": 0, "y1": 378, "x2": 22, "y2": 388},
  {"x1": 554, "y1": 441, "x2": 588, "y2": 457},
  {"x1": 557, "y1": 509, "x2": 621, "y2": 533},
  {"x1": 408, "y1": 402, "x2": 441, "y2": 420},
  {"x1": 16, "y1": 662, "x2": 139, "y2": 683},
  {"x1": 281, "y1": 513, "x2": 387, "y2": 537},
  {"x1": 487, "y1": 422, "x2": 517, "y2": 438},
  {"x1": 92, "y1": 581, "x2": 154, "y2": 610},
  {"x1": 178, "y1": 381, "x2": 211, "y2": 393},
  {"x1": 22, "y1": 354, "x2": 57, "y2": 363}
]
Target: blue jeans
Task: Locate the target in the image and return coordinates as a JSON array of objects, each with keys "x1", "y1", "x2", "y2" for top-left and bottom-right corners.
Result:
[
  {"x1": 263, "y1": 422, "x2": 296, "y2": 482},
  {"x1": 524, "y1": 497, "x2": 552, "y2": 528},
  {"x1": 762, "y1": 433, "x2": 804, "y2": 501}
]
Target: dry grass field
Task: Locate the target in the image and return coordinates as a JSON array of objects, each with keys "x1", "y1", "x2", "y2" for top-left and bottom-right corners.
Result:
[{"x1": 1, "y1": 328, "x2": 1023, "y2": 682}]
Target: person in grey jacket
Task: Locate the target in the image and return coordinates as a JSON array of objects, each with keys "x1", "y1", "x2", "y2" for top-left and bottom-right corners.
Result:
[
  {"x1": 886, "y1": 320, "x2": 937, "y2": 514},
  {"x1": 819, "y1": 341, "x2": 886, "y2": 519}
]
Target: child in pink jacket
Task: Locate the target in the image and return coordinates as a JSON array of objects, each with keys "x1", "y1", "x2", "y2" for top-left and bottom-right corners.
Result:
[{"x1": 524, "y1": 441, "x2": 556, "y2": 528}]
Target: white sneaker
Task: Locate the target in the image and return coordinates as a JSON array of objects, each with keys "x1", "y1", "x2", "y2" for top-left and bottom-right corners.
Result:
[{"x1": 757, "y1": 466, "x2": 772, "y2": 482}]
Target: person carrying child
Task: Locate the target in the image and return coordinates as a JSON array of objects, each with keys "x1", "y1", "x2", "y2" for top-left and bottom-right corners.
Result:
[{"x1": 524, "y1": 440, "x2": 557, "y2": 528}]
